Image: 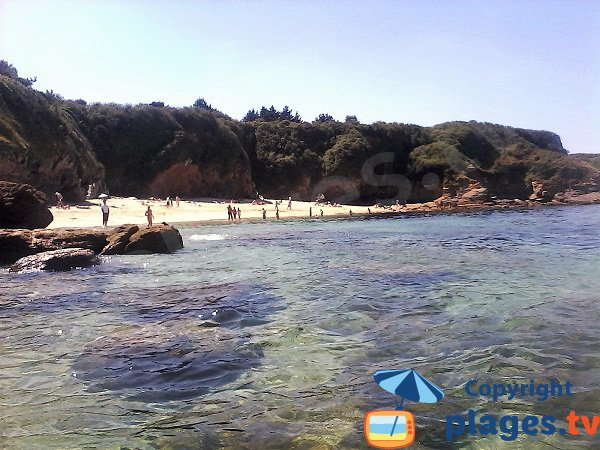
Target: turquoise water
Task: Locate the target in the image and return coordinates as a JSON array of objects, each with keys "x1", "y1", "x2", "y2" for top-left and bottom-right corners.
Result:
[{"x1": 1, "y1": 205, "x2": 600, "y2": 449}]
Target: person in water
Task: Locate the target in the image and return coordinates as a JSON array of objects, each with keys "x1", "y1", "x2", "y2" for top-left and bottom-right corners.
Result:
[
  {"x1": 145, "y1": 205, "x2": 154, "y2": 227},
  {"x1": 101, "y1": 199, "x2": 110, "y2": 227}
]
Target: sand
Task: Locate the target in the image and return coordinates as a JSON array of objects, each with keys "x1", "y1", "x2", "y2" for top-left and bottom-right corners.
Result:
[{"x1": 47, "y1": 197, "x2": 416, "y2": 229}]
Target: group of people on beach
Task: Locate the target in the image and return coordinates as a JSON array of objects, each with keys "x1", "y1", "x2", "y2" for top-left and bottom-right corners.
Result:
[
  {"x1": 227, "y1": 204, "x2": 241, "y2": 221},
  {"x1": 165, "y1": 196, "x2": 180, "y2": 208}
]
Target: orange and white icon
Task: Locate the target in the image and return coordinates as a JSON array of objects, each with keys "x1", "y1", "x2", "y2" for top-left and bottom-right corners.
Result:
[{"x1": 364, "y1": 410, "x2": 416, "y2": 449}]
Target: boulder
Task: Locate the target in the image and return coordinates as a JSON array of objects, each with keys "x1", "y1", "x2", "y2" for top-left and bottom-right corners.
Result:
[
  {"x1": 0, "y1": 181, "x2": 53, "y2": 229},
  {"x1": 9, "y1": 248, "x2": 100, "y2": 273},
  {"x1": 0, "y1": 228, "x2": 108, "y2": 264},
  {"x1": 100, "y1": 224, "x2": 140, "y2": 255},
  {"x1": 123, "y1": 223, "x2": 184, "y2": 254}
]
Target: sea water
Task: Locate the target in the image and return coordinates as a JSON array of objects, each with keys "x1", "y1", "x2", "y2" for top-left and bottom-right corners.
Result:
[{"x1": 1, "y1": 205, "x2": 599, "y2": 449}]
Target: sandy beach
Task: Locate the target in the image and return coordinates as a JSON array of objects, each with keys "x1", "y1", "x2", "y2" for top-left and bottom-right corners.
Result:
[{"x1": 47, "y1": 197, "x2": 411, "y2": 229}]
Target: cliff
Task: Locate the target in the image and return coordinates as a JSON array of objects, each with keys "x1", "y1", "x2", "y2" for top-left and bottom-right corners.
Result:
[{"x1": 1, "y1": 73, "x2": 599, "y2": 205}]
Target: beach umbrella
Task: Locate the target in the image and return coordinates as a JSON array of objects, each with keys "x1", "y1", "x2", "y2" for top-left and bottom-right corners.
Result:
[
  {"x1": 374, "y1": 369, "x2": 444, "y2": 437},
  {"x1": 98, "y1": 193, "x2": 109, "y2": 199},
  {"x1": 374, "y1": 369, "x2": 444, "y2": 409}
]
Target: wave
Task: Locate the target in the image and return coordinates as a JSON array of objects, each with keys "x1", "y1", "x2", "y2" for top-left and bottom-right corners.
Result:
[{"x1": 189, "y1": 233, "x2": 230, "y2": 241}]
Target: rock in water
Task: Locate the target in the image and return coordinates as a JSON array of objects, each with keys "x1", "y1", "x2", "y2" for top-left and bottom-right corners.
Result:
[
  {"x1": 9, "y1": 248, "x2": 100, "y2": 273},
  {"x1": 0, "y1": 181, "x2": 53, "y2": 229},
  {"x1": 100, "y1": 224, "x2": 140, "y2": 255},
  {"x1": 123, "y1": 223, "x2": 184, "y2": 254}
]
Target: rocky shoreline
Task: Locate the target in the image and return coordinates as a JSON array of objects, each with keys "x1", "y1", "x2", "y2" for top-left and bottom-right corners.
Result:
[{"x1": 0, "y1": 223, "x2": 184, "y2": 270}]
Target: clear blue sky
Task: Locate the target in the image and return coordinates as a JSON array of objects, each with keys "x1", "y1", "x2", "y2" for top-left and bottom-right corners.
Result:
[{"x1": 1, "y1": 0, "x2": 598, "y2": 153}]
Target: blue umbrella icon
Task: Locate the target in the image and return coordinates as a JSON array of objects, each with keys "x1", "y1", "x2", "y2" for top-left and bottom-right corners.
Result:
[{"x1": 374, "y1": 369, "x2": 444, "y2": 436}]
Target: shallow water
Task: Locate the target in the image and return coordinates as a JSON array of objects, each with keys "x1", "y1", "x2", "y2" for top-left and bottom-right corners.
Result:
[{"x1": 1, "y1": 205, "x2": 600, "y2": 449}]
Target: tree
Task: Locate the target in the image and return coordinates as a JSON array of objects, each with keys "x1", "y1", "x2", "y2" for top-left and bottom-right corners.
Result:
[
  {"x1": 248, "y1": 105, "x2": 303, "y2": 122},
  {"x1": 345, "y1": 115, "x2": 359, "y2": 123},
  {"x1": 0, "y1": 60, "x2": 18, "y2": 78},
  {"x1": 315, "y1": 113, "x2": 334, "y2": 122},
  {"x1": 193, "y1": 98, "x2": 214, "y2": 110},
  {"x1": 149, "y1": 101, "x2": 164, "y2": 107},
  {"x1": 0, "y1": 60, "x2": 36, "y2": 86},
  {"x1": 243, "y1": 109, "x2": 259, "y2": 121}
]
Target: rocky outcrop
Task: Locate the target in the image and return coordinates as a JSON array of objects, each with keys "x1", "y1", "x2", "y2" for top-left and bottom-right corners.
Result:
[
  {"x1": 0, "y1": 181, "x2": 53, "y2": 229},
  {"x1": 99, "y1": 224, "x2": 140, "y2": 255},
  {"x1": 457, "y1": 180, "x2": 490, "y2": 205},
  {"x1": 0, "y1": 228, "x2": 107, "y2": 263},
  {"x1": 0, "y1": 223, "x2": 183, "y2": 265},
  {"x1": 123, "y1": 223, "x2": 184, "y2": 254},
  {"x1": 9, "y1": 248, "x2": 99, "y2": 273}
]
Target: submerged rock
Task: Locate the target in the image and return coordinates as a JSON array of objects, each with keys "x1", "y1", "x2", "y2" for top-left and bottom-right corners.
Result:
[
  {"x1": 0, "y1": 181, "x2": 53, "y2": 229},
  {"x1": 9, "y1": 248, "x2": 99, "y2": 273}
]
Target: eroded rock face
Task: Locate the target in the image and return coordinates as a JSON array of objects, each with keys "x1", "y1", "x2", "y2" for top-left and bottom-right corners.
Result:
[
  {"x1": 0, "y1": 181, "x2": 53, "y2": 229},
  {"x1": 457, "y1": 180, "x2": 490, "y2": 205},
  {"x1": 9, "y1": 248, "x2": 99, "y2": 273},
  {"x1": 123, "y1": 223, "x2": 184, "y2": 254}
]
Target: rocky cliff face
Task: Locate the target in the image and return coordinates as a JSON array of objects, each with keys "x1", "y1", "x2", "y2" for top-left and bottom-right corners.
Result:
[
  {"x1": 0, "y1": 77, "x2": 105, "y2": 201},
  {"x1": 1, "y1": 74, "x2": 599, "y2": 205}
]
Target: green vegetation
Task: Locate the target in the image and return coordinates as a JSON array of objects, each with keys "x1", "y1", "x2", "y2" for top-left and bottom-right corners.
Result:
[
  {"x1": 1, "y1": 61, "x2": 598, "y2": 203},
  {"x1": 572, "y1": 153, "x2": 600, "y2": 171}
]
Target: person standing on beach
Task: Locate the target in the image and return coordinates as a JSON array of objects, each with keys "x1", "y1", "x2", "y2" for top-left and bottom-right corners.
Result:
[
  {"x1": 175, "y1": 196, "x2": 180, "y2": 207},
  {"x1": 101, "y1": 199, "x2": 110, "y2": 227},
  {"x1": 232, "y1": 207, "x2": 238, "y2": 220},
  {"x1": 262, "y1": 208, "x2": 266, "y2": 219},
  {"x1": 287, "y1": 196, "x2": 292, "y2": 210},
  {"x1": 145, "y1": 205, "x2": 154, "y2": 227},
  {"x1": 227, "y1": 205, "x2": 232, "y2": 221},
  {"x1": 55, "y1": 192, "x2": 63, "y2": 209},
  {"x1": 237, "y1": 207, "x2": 241, "y2": 220},
  {"x1": 320, "y1": 209, "x2": 323, "y2": 218}
]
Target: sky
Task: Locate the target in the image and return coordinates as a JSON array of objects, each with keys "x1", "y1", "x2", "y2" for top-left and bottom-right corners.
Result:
[{"x1": 0, "y1": 0, "x2": 598, "y2": 153}]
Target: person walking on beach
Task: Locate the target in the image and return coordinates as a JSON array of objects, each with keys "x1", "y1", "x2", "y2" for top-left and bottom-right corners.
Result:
[
  {"x1": 101, "y1": 199, "x2": 110, "y2": 227},
  {"x1": 237, "y1": 207, "x2": 241, "y2": 220},
  {"x1": 55, "y1": 192, "x2": 63, "y2": 209},
  {"x1": 145, "y1": 205, "x2": 154, "y2": 227},
  {"x1": 175, "y1": 196, "x2": 180, "y2": 207}
]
